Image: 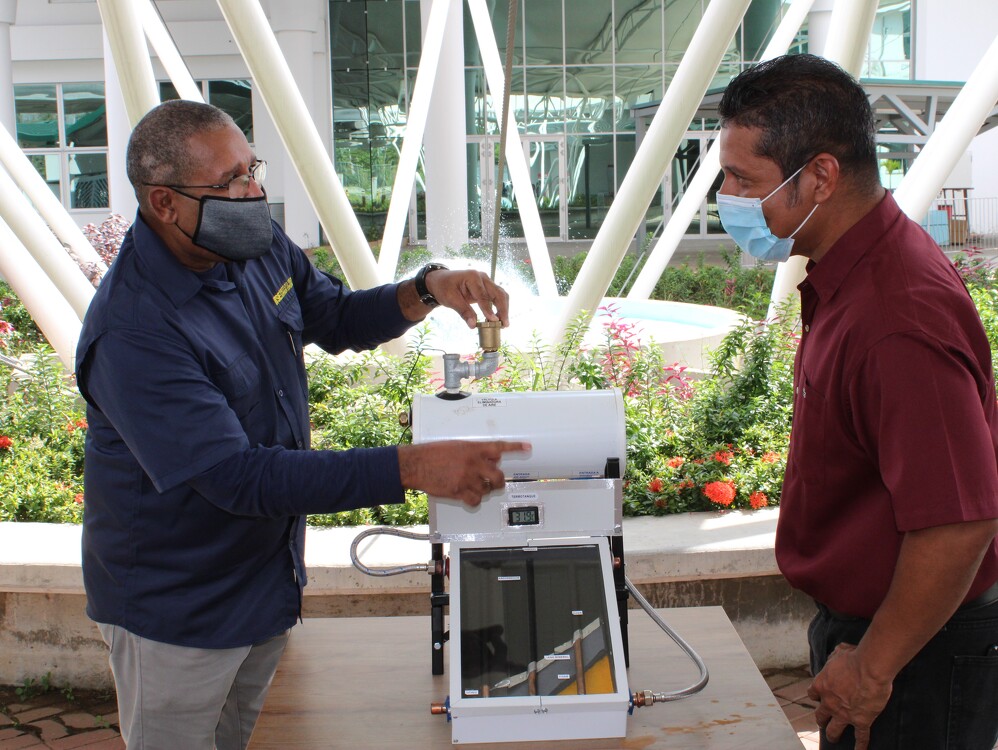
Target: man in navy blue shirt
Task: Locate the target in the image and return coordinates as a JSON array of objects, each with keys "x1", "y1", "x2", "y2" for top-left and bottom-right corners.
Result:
[{"x1": 76, "y1": 99, "x2": 526, "y2": 750}]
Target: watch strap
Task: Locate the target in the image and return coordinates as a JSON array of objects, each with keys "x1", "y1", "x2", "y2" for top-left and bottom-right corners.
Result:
[{"x1": 415, "y1": 263, "x2": 448, "y2": 306}]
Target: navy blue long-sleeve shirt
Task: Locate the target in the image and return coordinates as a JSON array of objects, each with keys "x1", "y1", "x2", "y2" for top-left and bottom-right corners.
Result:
[{"x1": 76, "y1": 213, "x2": 413, "y2": 648}]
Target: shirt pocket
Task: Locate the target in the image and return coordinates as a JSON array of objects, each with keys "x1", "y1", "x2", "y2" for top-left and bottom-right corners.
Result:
[
  {"x1": 211, "y1": 352, "x2": 261, "y2": 419},
  {"x1": 276, "y1": 293, "x2": 305, "y2": 364}
]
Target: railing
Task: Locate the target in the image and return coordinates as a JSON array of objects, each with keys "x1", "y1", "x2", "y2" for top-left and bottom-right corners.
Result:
[{"x1": 925, "y1": 196, "x2": 998, "y2": 251}]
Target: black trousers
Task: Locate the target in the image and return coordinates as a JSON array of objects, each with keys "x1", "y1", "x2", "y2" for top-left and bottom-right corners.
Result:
[{"x1": 808, "y1": 593, "x2": 998, "y2": 750}]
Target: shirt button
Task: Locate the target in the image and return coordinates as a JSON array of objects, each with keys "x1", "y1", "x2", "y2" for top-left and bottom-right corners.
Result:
[
  {"x1": 278, "y1": 389, "x2": 284, "y2": 398},
  {"x1": 297, "y1": 440, "x2": 303, "y2": 448},
  {"x1": 804, "y1": 324, "x2": 810, "y2": 332}
]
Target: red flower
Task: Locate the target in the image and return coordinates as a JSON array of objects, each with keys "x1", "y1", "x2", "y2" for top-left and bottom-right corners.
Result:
[
  {"x1": 712, "y1": 450, "x2": 734, "y2": 465},
  {"x1": 678, "y1": 480, "x2": 695, "y2": 490},
  {"x1": 704, "y1": 480, "x2": 736, "y2": 507},
  {"x1": 692, "y1": 458, "x2": 705, "y2": 465},
  {"x1": 647, "y1": 477, "x2": 664, "y2": 493},
  {"x1": 0, "y1": 436, "x2": 12, "y2": 450},
  {"x1": 749, "y1": 491, "x2": 768, "y2": 510},
  {"x1": 654, "y1": 498, "x2": 666, "y2": 509},
  {"x1": 666, "y1": 456, "x2": 685, "y2": 469},
  {"x1": 761, "y1": 451, "x2": 781, "y2": 464},
  {"x1": 74, "y1": 493, "x2": 84, "y2": 505}
]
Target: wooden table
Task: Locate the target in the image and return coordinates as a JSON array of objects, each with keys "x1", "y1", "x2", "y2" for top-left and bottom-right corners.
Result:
[{"x1": 248, "y1": 606, "x2": 802, "y2": 749}]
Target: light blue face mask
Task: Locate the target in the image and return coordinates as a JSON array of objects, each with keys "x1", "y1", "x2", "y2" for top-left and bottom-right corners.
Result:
[{"x1": 716, "y1": 163, "x2": 819, "y2": 263}]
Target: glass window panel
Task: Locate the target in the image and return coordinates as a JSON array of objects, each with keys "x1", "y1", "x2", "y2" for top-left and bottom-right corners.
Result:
[
  {"x1": 333, "y1": 69, "x2": 370, "y2": 139},
  {"x1": 527, "y1": 138, "x2": 563, "y2": 237},
  {"x1": 367, "y1": 1, "x2": 406, "y2": 70},
  {"x1": 335, "y1": 138, "x2": 375, "y2": 237},
  {"x1": 615, "y1": 64, "x2": 661, "y2": 131},
  {"x1": 27, "y1": 154, "x2": 61, "y2": 200},
  {"x1": 15, "y1": 84, "x2": 58, "y2": 148},
  {"x1": 862, "y1": 0, "x2": 911, "y2": 80},
  {"x1": 405, "y1": 0, "x2": 422, "y2": 69},
  {"x1": 522, "y1": 0, "x2": 563, "y2": 66},
  {"x1": 458, "y1": 545, "x2": 615, "y2": 699},
  {"x1": 662, "y1": 0, "x2": 702, "y2": 63},
  {"x1": 159, "y1": 81, "x2": 181, "y2": 101},
  {"x1": 207, "y1": 80, "x2": 253, "y2": 142},
  {"x1": 525, "y1": 67, "x2": 565, "y2": 134},
  {"x1": 467, "y1": 67, "x2": 488, "y2": 135},
  {"x1": 467, "y1": 142, "x2": 483, "y2": 238},
  {"x1": 488, "y1": 0, "x2": 524, "y2": 67},
  {"x1": 368, "y1": 68, "x2": 406, "y2": 135},
  {"x1": 567, "y1": 135, "x2": 613, "y2": 239},
  {"x1": 565, "y1": 67, "x2": 614, "y2": 134},
  {"x1": 740, "y1": 0, "x2": 782, "y2": 63},
  {"x1": 566, "y1": 1, "x2": 612, "y2": 64},
  {"x1": 614, "y1": 0, "x2": 663, "y2": 64},
  {"x1": 69, "y1": 153, "x2": 108, "y2": 209},
  {"x1": 329, "y1": 1, "x2": 369, "y2": 70}
]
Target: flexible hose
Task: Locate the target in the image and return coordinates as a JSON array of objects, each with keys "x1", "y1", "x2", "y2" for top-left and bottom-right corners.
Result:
[
  {"x1": 626, "y1": 576, "x2": 710, "y2": 702},
  {"x1": 349, "y1": 526, "x2": 432, "y2": 577}
]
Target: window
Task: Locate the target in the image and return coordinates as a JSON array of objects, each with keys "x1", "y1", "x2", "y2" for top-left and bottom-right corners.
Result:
[
  {"x1": 159, "y1": 79, "x2": 254, "y2": 142},
  {"x1": 15, "y1": 83, "x2": 109, "y2": 210}
]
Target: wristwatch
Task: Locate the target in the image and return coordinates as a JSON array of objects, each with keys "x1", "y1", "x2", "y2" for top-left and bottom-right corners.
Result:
[{"x1": 414, "y1": 263, "x2": 448, "y2": 307}]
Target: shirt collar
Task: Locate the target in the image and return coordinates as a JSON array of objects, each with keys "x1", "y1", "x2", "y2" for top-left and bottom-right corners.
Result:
[
  {"x1": 132, "y1": 212, "x2": 235, "y2": 306},
  {"x1": 800, "y1": 191, "x2": 902, "y2": 301}
]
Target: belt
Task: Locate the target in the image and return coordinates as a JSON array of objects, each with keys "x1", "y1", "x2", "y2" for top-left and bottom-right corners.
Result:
[
  {"x1": 961, "y1": 579, "x2": 998, "y2": 611},
  {"x1": 817, "y1": 579, "x2": 998, "y2": 622}
]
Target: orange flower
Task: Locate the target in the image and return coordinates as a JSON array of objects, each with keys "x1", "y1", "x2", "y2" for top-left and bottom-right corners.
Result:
[
  {"x1": 704, "y1": 480, "x2": 736, "y2": 507},
  {"x1": 74, "y1": 493, "x2": 84, "y2": 505},
  {"x1": 678, "y1": 480, "x2": 695, "y2": 490},
  {"x1": 647, "y1": 477, "x2": 664, "y2": 493},
  {"x1": 667, "y1": 456, "x2": 685, "y2": 469},
  {"x1": 0, "y1": 436, "x2": 12, "y2": 450},
  {"x1": 749, "y1": 491, "x2": 768, "y2": 510},
  {"x1": 761, "y1": 451, "x2": 781, "y2": 464},
  {"x1": 654, "y1": 498, "x2": 666, "y2": 509},
  {"x1": 712, "y1": 450, "x2": 734, "y2": 465}
]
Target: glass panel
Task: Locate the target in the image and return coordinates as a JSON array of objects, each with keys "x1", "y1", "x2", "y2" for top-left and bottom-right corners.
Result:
[
  {"x1": 159, "y1": 81, "x2": 181, "y2": 101},
  {"x1": 368, "y1": 68, "x2": 406, "y2": 134},
  {"x1": 15, "y1": 84, "x2": 58, "y2": 148},
  {"x1": 862, "y1": 0, "x2": 911, "y2": 80},
  {"x1": 467, "y1": 142, "x2": 483, "y2": 239},
  {"x1": 333, "y1": 69, "x2": 370, "y2": 140},
  {"x1": 566, "y1": 0, "x2": 612, "y2": 64},
  {"x1": 567, "y1": 135, "x2": 613, "y2": 239},
  {"x1": 662, "y1": 0, "x2": 702, "y2": 62},
  {"x1": 367, "y1": 1, "x2": 406, "y2": 70},
  {"x1": 207, "y1": 80, "x2": 253, "y2": 142},
  {"x1": 525, "y1": 67, "x2": 565, "y2": 134},
  {"x1": 329, "y1": 1, "x2": 369, "y2": 70},
  {"x1": 614, "y1": 0, "x2": 663, "y2": 64},
  {"x1": 488, "y1": 0, "x2": 523, "y2": 67},
  {"x1": 527, "y1": 139, "x2": 562, "y2": 237},
  {"x1": 740, "y1": 0, "x2": 782, "y2": 63},
  {"x1": 69, "y1": 153, "x2": 108, "y2": 209},
  {"x1": 615, "y1": 65, "x2": 661, "y2": 131},
  {"x1": 467, "y1": 67, "x2": 488, "y2": 135},
  {"x1": 334, "y1": 138, "x2": 373, "y2": 235},
  {"x1": 673, "y1": 138, "x2": 703, "y2": 234},
  {"x1": 405, "y1": 0, "x2": 422, "y2": 69},
  {"x1": 28, "y1": 154, "x2": 61, "y2": 200},
  {"x1": 458, "y1": 545, "x2": 615, "y2": 699},
  {"x1": 522, "y1": 0, "x2": 563, "y2": 66},
  {"x1": 565, "y1": 67, "x2": 614, "y2": 134}
]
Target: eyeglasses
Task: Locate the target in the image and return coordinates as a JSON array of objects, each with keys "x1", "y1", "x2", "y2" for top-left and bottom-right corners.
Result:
[{"x1": 148, "y1": 160, "x2": 267, "y2": 199}]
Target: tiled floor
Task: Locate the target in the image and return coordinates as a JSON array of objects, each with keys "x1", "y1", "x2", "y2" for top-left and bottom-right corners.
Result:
[{"x1": 764, "y1": 666, "x2": 822, "y2": 749}]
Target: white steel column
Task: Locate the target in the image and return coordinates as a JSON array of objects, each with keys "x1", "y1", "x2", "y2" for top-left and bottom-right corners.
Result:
[
  {"x1": 549, "y1": 0, "x2": 753, "y2": 343},
  {"x1": 216, "y1": 0, "x2": 380, "y2": 291},
  {"x1": 766, "y1": 0, "x2": 879, "y2": 318},
  {"x1": 628, "y1": 0, "x2": 815, "y2": 300},
  {"x1": 0, "y1": 123, "x2": 107, "y2": 278},
  {"x1": 268, "y1": 0, "x2": 322, "y2": 249},
  {"x1": 422, "y1": 0, "x2": 470, "y2": 259},
  {"x1": 0, "y1": 220, "x2": 82, "y2": 370},
  {"x1": 103, "y1": 30, "x2": 139, "y2": 220},
  {"x1": 0, "y1": 0, "x2": 16, "y2": 137},
  {"x1": 894, "y1": 32, "x2": 998, "y2": 222},
  {"x1": 378, "y1": 0, "x2": 449, "y2": 280},
  {"x1": 467, "y1": 0, "x2": 558, "y2": 297},
  {"x1": 0, "y1": 168, "x2": 95, "y2": 321},
  {"x1": 96, "y1": 0, "x2": 160, "y2": 128},
  {"x1": 137, "y1": 0, "x2": 203, "y2": 103}
]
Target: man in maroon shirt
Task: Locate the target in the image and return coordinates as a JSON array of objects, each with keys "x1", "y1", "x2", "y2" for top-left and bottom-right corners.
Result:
[{"x1": 716, "y1": 54, "x2": 998, "y2": 750}]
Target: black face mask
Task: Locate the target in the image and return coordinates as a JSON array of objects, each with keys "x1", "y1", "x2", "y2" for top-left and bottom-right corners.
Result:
[{"x1": 177, "y1": 192, "x2": 274, "y2": 261}]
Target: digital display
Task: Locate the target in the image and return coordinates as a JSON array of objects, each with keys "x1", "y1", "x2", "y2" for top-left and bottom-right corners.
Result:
[{"x1": 507, "y1": 506, "x2": 540, "y2": 526}]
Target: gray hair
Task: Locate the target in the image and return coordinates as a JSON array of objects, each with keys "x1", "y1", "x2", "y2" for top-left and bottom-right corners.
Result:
[{"x1": 126, "y1": 99, "x2": 236, "y2": 202}]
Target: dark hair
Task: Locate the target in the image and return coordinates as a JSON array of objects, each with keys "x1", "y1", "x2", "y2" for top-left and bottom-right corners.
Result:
[
  {"x1": 718, "y1": 54, "x2": 880, "y2": 193},
  {"x1": 126, "y1": 99, "x2": 236, "y2": 202}
]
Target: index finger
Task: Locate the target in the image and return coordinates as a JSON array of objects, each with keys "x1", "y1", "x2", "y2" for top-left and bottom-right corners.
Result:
[
  {"x1": 488, "y1": 440, "x2": 532, "y2": 457},
  {"x1": 489, "y1": 282, "x2": 510, "y2": 327}
]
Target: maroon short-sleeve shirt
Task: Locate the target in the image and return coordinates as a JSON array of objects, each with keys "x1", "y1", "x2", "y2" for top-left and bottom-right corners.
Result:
[{"x1": 776, "y1": 192, "x2": 998, "y2": 618}]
